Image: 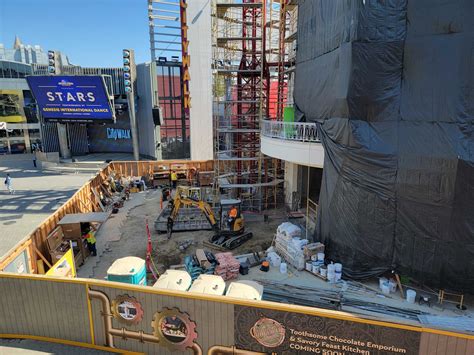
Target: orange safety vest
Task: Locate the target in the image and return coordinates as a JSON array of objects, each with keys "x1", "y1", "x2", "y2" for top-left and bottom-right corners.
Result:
[
  {"x1": 85, "y1": 231, "x2": 96, "y2": 244},
  {"x1": 229, "y1": 208, "x2": 238, "y2": 218}
]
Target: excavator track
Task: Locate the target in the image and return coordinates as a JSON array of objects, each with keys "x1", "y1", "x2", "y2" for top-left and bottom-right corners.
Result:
[{"x1": 208, "y1": 232, "x2": 253, "y2": 250}]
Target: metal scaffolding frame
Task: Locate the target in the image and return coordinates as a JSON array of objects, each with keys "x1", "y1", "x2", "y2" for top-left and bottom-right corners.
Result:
[{"x1": 212, "y1": 0, "x2": 285, "y2": 211}]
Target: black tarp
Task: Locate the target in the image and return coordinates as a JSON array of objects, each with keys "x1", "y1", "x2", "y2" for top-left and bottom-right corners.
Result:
[{"x1": 294, "y1": 0, "x2": 474, "y2": 292}]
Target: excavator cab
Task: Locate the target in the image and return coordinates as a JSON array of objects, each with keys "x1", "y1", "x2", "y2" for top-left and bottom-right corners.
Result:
[{"x1": 219, "y1": 199, "x2": 244, "y2": 234}]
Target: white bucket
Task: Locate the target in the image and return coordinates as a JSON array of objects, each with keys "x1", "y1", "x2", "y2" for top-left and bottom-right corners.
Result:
[
  {"x1": 317, "y1": 252, "x2": 325, "y2": 261},
  {"x1": 406, "y1": 289, "x2": 416, "y2": 303},
  {"x1": 280, "y1": 262, "x2": 288, "y2": 274},
  {"x1": 379, "y1": 277, "x2": 388, "y2": 290},
  {"x1": 311, "y1": 254, "x2": 318, "y2": 261},
  {"x1": 327, "y1": 263, "x2": 336, "y2": 273},
  {"x1": 305, "y1": 262, "x2": 312, "y2": 271},
  {"x1": 312, "y1": 263, "x2": 320, "y2": 274},
  {"x1": 389, "y1": 279, "x2": 397, "y2": 293},
  {"x1": 320, "y1": 267, "x2": 327, "y2": 278},
  {"x1": 334, "y1": 263, "x2": 342, "y2": 272},
  {"x1": 381, "y1": 283, "x2": 390, "y2": 295},
  {"x1": 327, "y1": 272, "x2": 336, "y2": 283}
]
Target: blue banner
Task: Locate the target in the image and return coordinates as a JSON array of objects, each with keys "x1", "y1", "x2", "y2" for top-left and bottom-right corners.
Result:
[{"x1": 26, "y1": 75, "x2": 114, "y2": 122}]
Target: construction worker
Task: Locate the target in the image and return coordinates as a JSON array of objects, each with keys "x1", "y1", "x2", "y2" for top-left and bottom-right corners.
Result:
[
  {"x1": 171, "y1": 170, "x2": 178, "y2": 189},
  {"x1": 83, "y1": 225, "x2": 97, "y2": 256},
  {"x1": 228, "y1": 205, "x2": 238, "y2": 230}
]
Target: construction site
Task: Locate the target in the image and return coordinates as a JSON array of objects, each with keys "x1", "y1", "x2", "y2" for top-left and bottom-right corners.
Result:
[{"x1": 0, "y1": 0, "x2": 473, "y2": 354}]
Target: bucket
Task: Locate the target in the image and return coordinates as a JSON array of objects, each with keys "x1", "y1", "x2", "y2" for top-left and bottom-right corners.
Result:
[
  {"x1": 311, "y1": 254, "x2": 318, "y2": 261},
  {"x1": 335, "y1": 271, "x2": 342, "y2": 281},
  {"x1": 317, "y1": 253, "x2": 325, "y2": 261},
  {"x1": 406, "y1": 289, "x2": 416, "y2": 303},
  {"x1": 327, "y1": 271, "x2": 336, "y2": 283},
  {"x1": 389, "y1": 279, "x2": 397, "y2": 293},
  {"x1": 312, "y1": 263, "x2": 320, "y2": 274},
  {"x1": 334, "y1": 263, "x2": 342, "y2": 272},
  {"x1": 381, "y1": 283, "x2": 390, "y2": 295},
  {"x1": 305, "y1": 262, "x2": 312, "y2": 271},
  {"x1": 327, "y1": 263, "x2": 336, "y2": 273},
  {"x1": 379, "y1": 277, "x2": 388, "y2": 290},
  {"x1": 280, "y1": 262, "x2": 288, "y2": 274},
  {"x1": 320, "y1": 267, "x2": 327, "y2": 278}
]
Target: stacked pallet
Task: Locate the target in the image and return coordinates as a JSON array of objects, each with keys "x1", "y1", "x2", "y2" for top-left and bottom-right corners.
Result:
[
  {"x1": 274, "y1": 222, "x2": 306, "y2": 271},
  {"x1": 215, "y1": 252, "x2": 240, "y2": 281}
]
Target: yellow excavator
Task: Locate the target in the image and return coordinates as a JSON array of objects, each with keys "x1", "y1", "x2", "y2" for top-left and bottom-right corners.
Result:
[{"x1": 166, "y1": 191, "x2": 253, "y2": 249}]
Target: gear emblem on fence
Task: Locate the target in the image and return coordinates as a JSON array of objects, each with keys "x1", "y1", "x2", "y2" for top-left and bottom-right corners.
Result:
[
  {"x1": 151, "y1": 308, "x2": 198, "y2": 351},
  {"x1": 111, "y1": 294, "x2": 144, "y2": 325}
]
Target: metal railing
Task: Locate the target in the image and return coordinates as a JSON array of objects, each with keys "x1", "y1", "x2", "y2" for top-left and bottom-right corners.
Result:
[{"x1": 261, "y1": 120, "x2": 320, "y2": 143}]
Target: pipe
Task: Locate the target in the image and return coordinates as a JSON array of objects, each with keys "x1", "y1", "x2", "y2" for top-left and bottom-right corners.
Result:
[
  {"x1": 191, "y1": 343, "x2": 203, "y2": 355},
  {"x1": 109, "y1": 328, "x2": 159, "y2": 344},
  {"x1": 208, "y1": 345, "x2": 265, "y2": 355},
  {"x1": 88, "y1": 289, "x2": 114, "y2": 347}
]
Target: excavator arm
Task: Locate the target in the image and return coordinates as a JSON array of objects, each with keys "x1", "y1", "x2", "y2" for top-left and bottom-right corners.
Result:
[{"x1": 166, "y1": 195, "x2": 218, "y2": 239}]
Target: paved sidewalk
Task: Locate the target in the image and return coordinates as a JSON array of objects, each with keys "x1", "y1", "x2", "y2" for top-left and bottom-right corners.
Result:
[{"x1": 0, "y1": 157, "x2": 92, "y2": 260}]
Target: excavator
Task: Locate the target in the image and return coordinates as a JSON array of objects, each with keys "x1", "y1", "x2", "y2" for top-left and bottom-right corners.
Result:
[{"x1": 166, "y1": 190, "x2": 253, "y2": 250}]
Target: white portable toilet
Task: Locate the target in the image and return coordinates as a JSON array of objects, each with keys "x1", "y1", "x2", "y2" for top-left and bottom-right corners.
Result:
[
  {"x1": 188, "y1": 275, "x2": 225, "y2": 296},
  {"x1": 153, "y1": 270, "x2": 192, "y2": 291},
  {"x1": 225, "y1": 280, "x2": 263, "y2": 301}
]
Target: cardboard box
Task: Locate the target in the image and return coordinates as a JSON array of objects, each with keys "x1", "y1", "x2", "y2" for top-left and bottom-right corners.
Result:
[
  {"x1": 304, "y1": 242, "x2": 325, "y2": 259},
  {"x1": 195, "y1": 249, "x2": 211, "y2": 269},
  {"x1": 61, "y1": 223, "x2": 82, "y2": 239}
]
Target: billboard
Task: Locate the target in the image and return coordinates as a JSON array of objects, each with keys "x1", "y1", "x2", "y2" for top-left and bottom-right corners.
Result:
[
  {"x1": 26, "y1": 75, "x2": 114, "y2": 122},
  {"x1": 0, "y1": 90, "x2": 26, "y2": 123}
]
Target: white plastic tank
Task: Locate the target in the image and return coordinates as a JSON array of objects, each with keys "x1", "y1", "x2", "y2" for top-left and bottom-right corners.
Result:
[
  {"x1": 225, "y1": 280, "x2": 263, "y2": 301},
  {"x1": 280, "y1": 262, "x2": 288, "y2": 274},
  {"x1": 406, "y1": 289, "x2": 417, "y2": 303},
  {"x1": 153, "y1": 270, "x2": 192, "y2": 291},
  {"x1": 188, "y1": 275, "x2": 226, "y2": 296}
]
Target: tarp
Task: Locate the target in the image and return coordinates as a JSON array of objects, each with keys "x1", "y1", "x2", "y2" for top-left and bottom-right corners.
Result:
[{"x1": 294, "y1": 0, "x2": 474, "y2": 292}]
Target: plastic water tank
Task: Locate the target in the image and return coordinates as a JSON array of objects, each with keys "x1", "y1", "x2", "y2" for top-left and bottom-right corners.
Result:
[{"x1": 153, "y1": 270, "x2": 192, "y2": 291}]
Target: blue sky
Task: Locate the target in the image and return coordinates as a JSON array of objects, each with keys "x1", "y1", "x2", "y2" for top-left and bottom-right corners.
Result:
[{"x1": 0, "y1": 0, "x2": 152, "y2": 67}]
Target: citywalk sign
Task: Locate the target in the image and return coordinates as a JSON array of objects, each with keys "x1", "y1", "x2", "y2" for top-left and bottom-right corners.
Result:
[{"x1": 180, "y1": 0, "x2": 191, "y2": 112}]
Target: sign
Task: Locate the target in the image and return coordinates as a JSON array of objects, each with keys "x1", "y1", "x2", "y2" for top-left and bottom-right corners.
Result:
[
  {"x1": 3, "y1": 250, "x2": 29, "y2": 274},
  {"x1": 46, "y1": 248, "x2": 76, "y2": 277},
  {"x1": 26, "y1": 75, "x2": 114, "y2": 122},
  {"x1": 234, "y1": 306, "x2": 421, "y2": 354},
  {"x1": 107, "y1": 128, "x2": 131, "y2": 140},
  {"x1": 0, "y1": 122, "x2": 6, "y2": 130},
  {"x1": 180, "y1": 0, "x2": 191, "y2": 111},
  {"x1": 0, "y1": 90, "x2": 26, "y2": 123}
]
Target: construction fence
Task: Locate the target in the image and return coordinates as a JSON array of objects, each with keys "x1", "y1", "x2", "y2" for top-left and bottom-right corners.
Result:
[{"x1": 0, "y1": 272, "x2": 473, "y2": 355}]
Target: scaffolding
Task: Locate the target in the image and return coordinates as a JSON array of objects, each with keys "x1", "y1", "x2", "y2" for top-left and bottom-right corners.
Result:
[{"x1": 212, "y1": 0, "x2": 285, "y2": 211}]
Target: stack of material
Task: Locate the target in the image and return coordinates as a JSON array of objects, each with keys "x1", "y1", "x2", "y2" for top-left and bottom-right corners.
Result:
[
  {"x1": 215, "y1": 252, "x2": 240, "y2": 281},
  {"x1": 304, "y1": 242, "x2": 325, "y2": 260},
  {"x1": 274, "y1": 223, "x2": 306, "y2": 270}
]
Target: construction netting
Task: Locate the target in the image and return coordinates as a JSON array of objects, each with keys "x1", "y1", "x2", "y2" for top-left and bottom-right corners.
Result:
[{"x1": 294, "y1": 0, "x2": 474, "y2": 292}]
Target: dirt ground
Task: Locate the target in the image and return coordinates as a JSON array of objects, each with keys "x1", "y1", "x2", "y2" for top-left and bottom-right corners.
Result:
[{"x1": 81, "y1": 189, "x2": 289, "y2": 280}]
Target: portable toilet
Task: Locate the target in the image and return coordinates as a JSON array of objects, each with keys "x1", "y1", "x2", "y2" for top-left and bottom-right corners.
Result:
[
  {"x1": 153, "y1": 270, "x2": 192, "y2": 291},
  {"x1": 107, "y1": 257, "x2": 147, "y2": 286},
  {"x1": 188, "y1": 275, "x2": 225, "y2": 295},
  {"x1": 226, "y1": 280, "x2": 263, "y2": 301}
]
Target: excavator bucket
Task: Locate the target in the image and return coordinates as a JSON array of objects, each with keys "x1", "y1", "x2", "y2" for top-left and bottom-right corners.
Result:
[{"x1": 166, "y1": 217, "x2": 174, "y2": 239}]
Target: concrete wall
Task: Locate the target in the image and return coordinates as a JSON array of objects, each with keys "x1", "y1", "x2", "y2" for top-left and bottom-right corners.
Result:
[
  {"x1": 136, "y1": 62, "x2": 160, "y2": 159},
  {"x1": 188, "y1": 0, "x2": 213, "y2": 161},
  {"x1": 261, "y1": 135, "x2": 325, "y2": 168}
]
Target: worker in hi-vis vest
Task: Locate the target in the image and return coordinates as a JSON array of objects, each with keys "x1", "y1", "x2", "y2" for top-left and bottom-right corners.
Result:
[
  {"x1": 83, "y1": 225, "x2": 97, "y2": 256},
  {"x1": 228, "y1": 205, "x2": 238, "y2": 230},
  {"x1": 171, "y1": 171, "x2": 178, "y2": 189}
]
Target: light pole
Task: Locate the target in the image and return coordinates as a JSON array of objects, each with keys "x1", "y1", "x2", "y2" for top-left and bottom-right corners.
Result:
[{"x1": 123, "y1": 49, "x2": 140, "y2": 161}]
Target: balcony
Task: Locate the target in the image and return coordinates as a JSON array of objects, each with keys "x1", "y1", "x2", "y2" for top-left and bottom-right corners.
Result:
[{"x1": 261, "y1": 120, "x2": 324, "y2": 168}]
